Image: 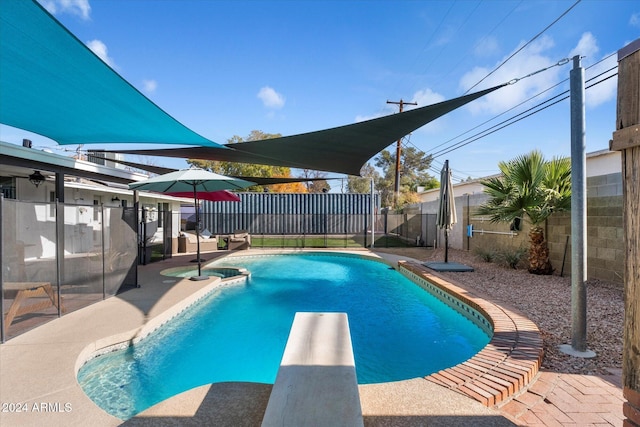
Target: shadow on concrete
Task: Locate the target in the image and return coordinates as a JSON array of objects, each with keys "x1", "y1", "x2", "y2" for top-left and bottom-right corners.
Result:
[
  {"x1": 121, "y1": 382, "x2": 272, "y2": 427},
  {"x1": 121, "y1": 380, "x2": 517, "y2": 426}
]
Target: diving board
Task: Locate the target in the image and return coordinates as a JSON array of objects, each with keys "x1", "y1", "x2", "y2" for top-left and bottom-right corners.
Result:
[{"x1": 261, "y1": 312, "x2": 363, "y2": 427}]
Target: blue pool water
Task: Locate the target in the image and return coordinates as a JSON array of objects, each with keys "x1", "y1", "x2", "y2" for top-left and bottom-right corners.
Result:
[
  {"x1": 78, "y1": 253, "x2": 491, "y2": 419},
  {"x1": 163, "y1": 266, "x2": 245, "y2": 279}
]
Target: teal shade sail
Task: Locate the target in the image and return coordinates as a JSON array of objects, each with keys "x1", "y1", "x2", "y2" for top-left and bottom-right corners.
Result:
[{"x1": 0, "y1": 0, "x2": 222, "y2": 147}]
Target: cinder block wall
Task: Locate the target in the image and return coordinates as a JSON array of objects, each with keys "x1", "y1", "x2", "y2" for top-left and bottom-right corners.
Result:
[{"x1": 547, "y1": 173, "x2": 624, "y2": 284}]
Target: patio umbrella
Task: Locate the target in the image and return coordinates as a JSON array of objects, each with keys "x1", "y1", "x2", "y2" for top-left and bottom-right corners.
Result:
[
  {"x1": 129, "y1": 168, "x2": 255, "y2": 280},
  {"x1": 437, "y1": 160, "x2": 457, "y2": 263},
  {"x1": 166, "y1": 190, "x2": 241, "y2": 202}
]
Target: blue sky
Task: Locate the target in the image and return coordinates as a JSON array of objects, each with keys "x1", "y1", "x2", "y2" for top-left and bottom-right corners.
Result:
[{"x1": 2, "y1": 0, "x2": 639, "y2": 184}]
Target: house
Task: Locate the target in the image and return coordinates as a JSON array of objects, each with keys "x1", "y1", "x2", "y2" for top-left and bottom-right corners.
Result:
[{"x1": 1, "y1": 140, "x2": 190, "y2": 259}]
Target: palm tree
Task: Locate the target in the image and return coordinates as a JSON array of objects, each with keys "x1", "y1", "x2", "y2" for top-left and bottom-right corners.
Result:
[{"x1": 476, "y1": 150, "x2": 571, "y2": 275}]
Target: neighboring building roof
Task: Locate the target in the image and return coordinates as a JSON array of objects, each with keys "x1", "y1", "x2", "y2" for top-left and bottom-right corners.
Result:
[
  {"x1": 0, "y1": 0, "x2": 222, "y2": 148},
  {"x1": 0, "y1": 140, "x2": 149, "y2": 186},
  {"x1": 0, "y1": 141, "x2": 194, "y2": 203}
]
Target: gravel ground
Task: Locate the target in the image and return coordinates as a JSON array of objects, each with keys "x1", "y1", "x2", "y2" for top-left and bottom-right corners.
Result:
[{"x1": 373, "y1": 246, "x2": 624, "y2": 376}]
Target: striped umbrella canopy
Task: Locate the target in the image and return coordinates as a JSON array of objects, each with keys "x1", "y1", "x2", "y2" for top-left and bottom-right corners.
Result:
[{"x1": 437, "y1": 160, "x2": 457, "y2": 263}]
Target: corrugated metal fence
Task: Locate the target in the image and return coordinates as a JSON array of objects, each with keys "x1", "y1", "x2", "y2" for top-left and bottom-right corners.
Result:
[{"x1": 201, "y1": 193, "x2": 377, "y2": 235}]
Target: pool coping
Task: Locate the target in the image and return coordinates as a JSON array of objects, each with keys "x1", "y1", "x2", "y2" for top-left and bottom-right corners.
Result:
[{"x1": 398, "y1": 260, "x2": 544, "y2": 407}]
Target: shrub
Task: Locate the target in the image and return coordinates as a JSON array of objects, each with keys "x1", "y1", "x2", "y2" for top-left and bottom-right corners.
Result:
[
  {"x1": 474, "y1": 246, "x2": 498, "y2": 262},
  {"x1": 499, "y1": 247, "x2": 528, "y2": 269}
]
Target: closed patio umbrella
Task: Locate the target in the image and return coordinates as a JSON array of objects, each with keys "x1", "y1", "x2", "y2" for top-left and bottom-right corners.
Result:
[
  {"x1": 129, "y1": 168, "x2": 255, "y2": 280},
  {"x1": 437, "y1": 160, "x2": 457, "y2": 263}
]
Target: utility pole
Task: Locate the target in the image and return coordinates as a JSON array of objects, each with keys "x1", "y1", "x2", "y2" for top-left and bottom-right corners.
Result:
[{"x1": 387, "y1": 99, "x2": 417, "y2": 207}]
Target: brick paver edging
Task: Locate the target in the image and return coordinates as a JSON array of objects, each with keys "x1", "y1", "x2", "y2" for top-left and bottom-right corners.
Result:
[{"x1": 398, "y1": 260, "x2": 544, "y2": 407}]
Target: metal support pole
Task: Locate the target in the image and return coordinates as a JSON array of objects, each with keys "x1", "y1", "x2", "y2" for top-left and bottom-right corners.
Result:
[
  {"x1": 370, "y1": 178, "x2": 375, "y2": 248},
  {"x1": 133, "y1": 191, "x2": 139, "y2": 287},
  {"x1": 101, "y1": 203, "x2": 106, "y2": 300},
  {"x1": 55, "y1": 199, "x2": 62, "y2": 318},
  {"x1": 0, "y1": 195, "x2": 5, "y2": 343},
  {"x1": 560, "y1": 55, "x2": 595, "y2": 357}
]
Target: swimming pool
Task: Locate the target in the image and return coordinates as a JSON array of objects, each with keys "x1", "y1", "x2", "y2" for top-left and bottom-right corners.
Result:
[{"x1": 78, "y1": 252, "x2": 491, "y2": 419}]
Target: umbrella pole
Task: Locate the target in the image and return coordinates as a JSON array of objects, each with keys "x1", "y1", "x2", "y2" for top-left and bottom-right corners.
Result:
[
  {"x1": 190, "y1": 186, "x2": 208, "y2": 281},
  {"x1": 445, "y1": 228, "x2": 449, "y2": 263},
  {"x1": 195, "y1": 186, "x2": 202, "y2": 276}
]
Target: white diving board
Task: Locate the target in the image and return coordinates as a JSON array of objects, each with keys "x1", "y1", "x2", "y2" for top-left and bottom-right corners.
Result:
[{"x1": 261, "y1": 312, "x2": 364, "y2": 427}]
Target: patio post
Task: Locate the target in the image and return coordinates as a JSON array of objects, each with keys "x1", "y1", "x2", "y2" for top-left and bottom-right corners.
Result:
[
  {"x1": 610, "y1": 38, "x2": 640, "y2": 427},
  {"x1": 55, "y1": 199, "x2": 63, "y2": 318},
  {"x1": 1, "y1": 194, "x2": 4, "y2": 343}
]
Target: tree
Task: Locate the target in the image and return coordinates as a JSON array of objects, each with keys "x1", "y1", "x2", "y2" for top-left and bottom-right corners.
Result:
[
  {"x1": 476, "y1": 150, "x2": 571, "y2": 275},
  {"x1": 347, "y1": 163, "x2": 379, "y2": 194},
  {"x1": 373, "y1": 146, "x2": 434, "y2": 208},
  {"x1": 187, "y1": 130, "x2": 307, "y2": 193},
  {"x1": 300, "y1": 169, "x2": 331, "y2": 193}
]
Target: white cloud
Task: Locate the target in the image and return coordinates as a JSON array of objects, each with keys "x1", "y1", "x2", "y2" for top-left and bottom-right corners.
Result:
[
  {"x1": 411, "y1": 88, "x2": 445, "y2": 107},
  {"x1": 473, "y1": 36, "x2": 500, "y2": 58},
  {"x1": 460, "y1": 35, "x2": 562, "y2": 115},
  {"x1": 86, "y1": 39, "x2": 116, "y2": 68},
  {"x1": 142, "y1": 79, "x2": 158, "y2": 94},
  {"x1": 568, "y1": 33, "x2": 616, "y2": 108},
  {"x1": 630, "y1": 12, "x2": 640, "y2": 28},
  {"x1": 257, "y1": 86, "x2": 285, "y2": 109},
  {"x1": 39, "y1": 0, "x2": 91, "y2": 20},
  {"x1": 569, "y1": 32, "x2": 599, "y2": 61}
]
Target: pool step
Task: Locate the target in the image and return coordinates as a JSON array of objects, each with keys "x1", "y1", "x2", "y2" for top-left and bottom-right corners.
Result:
[{"x1": 261, "y1": 312, "x2": 364, "y2": 427}]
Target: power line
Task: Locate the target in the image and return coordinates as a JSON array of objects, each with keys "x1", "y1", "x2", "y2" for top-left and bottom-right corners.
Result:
[
  {"x1": 400, "y1": 137, "x2": 470, "y2": 182},
  {"x1": 420, "y1": 56, "x2": 617, "y2": 164},
  {"x1": 431, "y1": 0, "x2": 523, "y2": 90},
  {"x1": 464, "y1": 0, "x2": 582, "y2": 94},
  {"x1": 377, "y1": 53, "x2": 618, "y2": 185},
  {"x1": 396, "y1": 70, "x2": 615, "y2": 184},
  {"x1": 419, "y1": 0, "x2": 484, "y2": 78},
  {"x1": 428, "y1": 76, "x2": 568, "y2": 155},
  {"x1": 431, "y1": 71, "x2": 617, "y2": 159},
  {"x1": 426, "y1": 52, "x2": 617, "y2": 156}
]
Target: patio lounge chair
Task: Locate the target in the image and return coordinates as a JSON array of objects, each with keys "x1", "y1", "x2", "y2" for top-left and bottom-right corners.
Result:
[
  {"x1": 228, "y1": 230, "x2": 251, "y2": 250},
  {"x1": 178, "y1": 232, "x2": 218, "y2": 253}
]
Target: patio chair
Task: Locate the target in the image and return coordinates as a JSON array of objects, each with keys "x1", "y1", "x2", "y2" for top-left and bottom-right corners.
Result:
[
  {"x1": 178, "y1": 232, "x2": 218, "y2": 253},
  {"x1": 228, "y1": 230, "x2": 251, "y2": 250}
]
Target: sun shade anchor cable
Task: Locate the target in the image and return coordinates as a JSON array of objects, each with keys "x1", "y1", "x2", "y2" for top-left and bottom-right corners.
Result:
[{"x1": 507, "y1": 57, "x2": 572, "y2": 85}]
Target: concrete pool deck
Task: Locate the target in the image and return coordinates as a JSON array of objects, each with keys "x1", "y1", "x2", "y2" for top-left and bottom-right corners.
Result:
[{"x1": 0, "y1": 249, "x2": 624, "y2": 426}]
